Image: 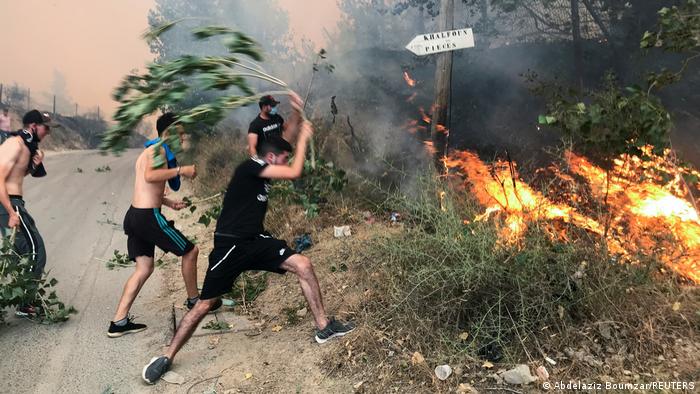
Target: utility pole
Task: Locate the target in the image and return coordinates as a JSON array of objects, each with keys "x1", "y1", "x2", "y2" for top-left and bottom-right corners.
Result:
[
  {"x1": 430, "y1": 0, "x2": 455, "y2": 169},
  {"x1": 0, "y1": 84, "x2": 3, "y2": 104},
  {"x1": 75, "y1": 103, "x2": 78, "y2": 117},
  {"x1": 53, "y1": 95, "x2": 56, "y2": 115},
  {"x1": 97, "y1": 105, "x2": 100, "y2": 120},
  {"x1": 571, "y1": 0, "x2": 583, "y2": 89}
]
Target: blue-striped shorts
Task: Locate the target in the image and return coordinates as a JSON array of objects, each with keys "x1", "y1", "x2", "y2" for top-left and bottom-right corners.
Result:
[{"x1": 123, "y1": 206, "x2": 195, "y2": 261}]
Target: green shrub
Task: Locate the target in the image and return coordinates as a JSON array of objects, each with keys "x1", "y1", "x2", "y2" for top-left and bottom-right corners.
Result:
[{"x1": 1, "y1": 237, "x2": 76, "y2": 324}]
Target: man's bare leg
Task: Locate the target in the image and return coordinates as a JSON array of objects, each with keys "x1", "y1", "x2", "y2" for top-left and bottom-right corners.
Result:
[
  {"x1": 165, "y1": 298, "x2": 217, "y2": 359},
  {"x1": 280, "y1": 254, "x2": 329, "y2": 330},
  {"x1": 180, "y1": 246, "x2": 199, "y2": 299},
  {"x1": 112, "y1": 256, "x2": 155, "y2": 322}
]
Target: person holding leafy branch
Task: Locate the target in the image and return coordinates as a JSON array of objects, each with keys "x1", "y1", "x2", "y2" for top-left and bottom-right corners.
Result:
[{"x1": 107, "y1": 113, "x2": 220, "y2": 338}]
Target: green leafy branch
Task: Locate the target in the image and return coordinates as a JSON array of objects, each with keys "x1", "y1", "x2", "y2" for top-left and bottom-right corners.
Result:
[
  {"x1": 272, "y1": 155, "x2": 347, "y2": 218},
  {"x1": 102, "y1": 249, "x2": 167, "y2": 270},
  {"x1": 202, "y1": 319, "x2": 231, "y2": 330},
  {"x1": 534, "y1": 72, "x2": 672, "y2": 162},
  {"x1": 197, "y1": 203, "x2": 222, "y2": 227},
  {"x1": 641, "y1": 0, "x2": 700, "y2": 91},
  {"x1": 101, "y1": 21, "x2": 299, "y2": 165},
  {"x1": 1, "y1": 232, "x2": 76, "y2": 324}
]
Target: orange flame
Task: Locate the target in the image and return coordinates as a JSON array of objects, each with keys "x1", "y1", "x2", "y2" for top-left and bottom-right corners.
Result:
[
  {"x1": 566, "y1": 149, "x2": 699, "y2": 282},
  {"x1": 403, "y1": 71, "x2": 416, "y2": 87},
  {"x1": 419, "y1": 107, "x2": 431, "y2": 124},
  {"x1": 445, "y1": 150, "x2": 603, "y2": 244},
  {"x1": 443, "y1": 147, "x2": 699, "y2": 282},
  {"x1": 399, "y1": 66, "x2": 698, "y2": 282}
]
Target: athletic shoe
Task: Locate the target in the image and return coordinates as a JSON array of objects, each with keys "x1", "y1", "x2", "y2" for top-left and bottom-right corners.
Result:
[
  {"x1": 107, "y1": 316, "x2": 147, "y2": 338},
  {"x1": 15, "y1": 305, "x2": 39, "y2": 317},
  {"x1": 142, "y1": 356, "x2": 171, "y2": 384},
  {"x1": 185, "y1": 297, "x2": 223, "y2": 313},
  {"x1": 314, "y1": 317, "x2": 356, "y2": 344}
]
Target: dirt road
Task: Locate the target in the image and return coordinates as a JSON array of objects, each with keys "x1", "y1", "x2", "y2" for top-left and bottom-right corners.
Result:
[{"x1": 0, "y1": 150, "x2": 167, "y2": 394}]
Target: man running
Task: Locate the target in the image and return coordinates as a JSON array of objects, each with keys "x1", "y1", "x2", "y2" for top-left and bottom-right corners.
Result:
[
  {"x1": 108, "y1": 113, "x2": 219, "y2": 338},
  {"x1": 0, "y1": 110, "x2": 53, "y2": 316},
  {"x1": 142, "y1": 98, "x2": 354, "y2": 384}
]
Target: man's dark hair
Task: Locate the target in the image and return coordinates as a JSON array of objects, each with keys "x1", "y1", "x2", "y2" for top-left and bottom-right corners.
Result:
[
  {"x1": 259, "y1": 136, "x2": 292, "y2": 156},
  {"x1": 156, "y1": 112, "x2": 177, "y2": 136}
]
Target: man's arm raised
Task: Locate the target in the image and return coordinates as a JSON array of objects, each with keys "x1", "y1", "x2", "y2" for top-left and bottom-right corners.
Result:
[
  {"x1": 0, "y1": 138, "x2": 23, "y2": 227},
  {"x1": 260, "y1": 121, "x2": 313, "y2": 180},
  {"x1": 283, "y1": 92, "x2": 304, "y2": 143},
  {"x1": 143, "y1": 147, "x2": 197, "y2": 183}
]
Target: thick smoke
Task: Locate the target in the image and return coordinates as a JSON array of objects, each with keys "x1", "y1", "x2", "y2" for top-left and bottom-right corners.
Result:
[{"x1": 149, "y1": 0, "x2": 700, "y2": 170}]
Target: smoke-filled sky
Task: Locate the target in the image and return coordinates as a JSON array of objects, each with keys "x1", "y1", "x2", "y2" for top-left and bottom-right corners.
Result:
[{"x1": 0, "y1": 0, "x2": 339, "y2": 117}]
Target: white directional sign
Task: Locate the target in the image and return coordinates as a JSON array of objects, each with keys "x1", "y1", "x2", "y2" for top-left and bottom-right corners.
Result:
[{"x1": 405, "y1": 28, "x2": 475, "y2": 56}]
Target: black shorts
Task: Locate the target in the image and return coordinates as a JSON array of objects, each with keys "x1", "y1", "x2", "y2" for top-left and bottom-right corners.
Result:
[
  {"x1": 200, "y1": 233, "x2": 295, "y2": 300},
  {"x1": 123, "y1": 206, "x2": 195, "y2": 261}
]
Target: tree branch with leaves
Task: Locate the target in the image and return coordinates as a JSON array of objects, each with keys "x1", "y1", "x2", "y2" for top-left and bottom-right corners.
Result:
[{"x1": 101, "y1": 21, "x2": 303, "y2": 166}]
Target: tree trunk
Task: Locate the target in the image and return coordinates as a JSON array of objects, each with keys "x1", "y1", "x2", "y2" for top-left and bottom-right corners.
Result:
[
  {"x1": 571, "y1": 0, "x2": 583, "y2": 88},
  {"x1": 431, "y1": 0, "x2": 454, "y2": 170}
]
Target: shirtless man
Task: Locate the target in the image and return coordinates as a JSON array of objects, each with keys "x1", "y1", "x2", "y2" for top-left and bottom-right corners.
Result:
[
  {"x1": 0, "y1": 110, "x2": 53, "y2": 317},
  {"x1": 108, "y1": 113, "x2": 219, "y2": 338}
]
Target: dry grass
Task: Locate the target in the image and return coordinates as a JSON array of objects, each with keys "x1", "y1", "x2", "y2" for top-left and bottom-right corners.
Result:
[{"x1": 190, "y1": 132, "x2": 248, "y2": 196}]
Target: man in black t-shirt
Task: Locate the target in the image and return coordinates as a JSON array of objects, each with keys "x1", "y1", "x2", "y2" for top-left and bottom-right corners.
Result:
[
  {"x1": 247, "y1": 94, "x2": 300, "y2": 157},
  {"x1": 142, "y1": 95, "x2": 355, "y2": 384}
]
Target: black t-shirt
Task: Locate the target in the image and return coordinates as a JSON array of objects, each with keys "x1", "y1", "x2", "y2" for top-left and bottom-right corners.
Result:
[
  {"x1": 248, "y1": 114, "x2": 284, "y2": 152},
  {"x1": 215, "y1": 157, "x2": 271, "y2": 237}
]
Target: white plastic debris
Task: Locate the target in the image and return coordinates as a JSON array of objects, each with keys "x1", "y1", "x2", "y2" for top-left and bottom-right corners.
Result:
[
  {"x1": 435, "y1": 364, "x2": 453, "y2": 380},
  {"x1": 499, "y1": 364, "x2": 537, "y2": 385},
  {"x1": 333, "y1": 225, "x2": 352, "y2": 238}
]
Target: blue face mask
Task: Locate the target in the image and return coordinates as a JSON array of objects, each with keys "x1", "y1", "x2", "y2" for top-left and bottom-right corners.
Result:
[{"x1": 269, "y1": 106, "x2": 278, "y2": 116}]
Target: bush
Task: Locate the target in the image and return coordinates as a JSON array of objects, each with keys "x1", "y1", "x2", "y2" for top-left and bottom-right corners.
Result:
[
  {"x1": 271, "y1": 156, "x2": 348, "y2": 218},
  {"x1": 1, "y1": 236, "x2": 76, "y2": 324}
]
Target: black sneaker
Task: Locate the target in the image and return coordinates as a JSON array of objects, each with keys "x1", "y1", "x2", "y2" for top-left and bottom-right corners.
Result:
[
  {"x1": 142, "y1": 356, "x2": 171, "y2": 384},
  {"x1": 107, "y1": 316, "x2": 147, "y2": 338},
  {"x1": 185, "y1": 297, "x2": 223, "y2": 313},
  {"x1": 315, "y1": 317, "x2": 356, "y2": 344}
]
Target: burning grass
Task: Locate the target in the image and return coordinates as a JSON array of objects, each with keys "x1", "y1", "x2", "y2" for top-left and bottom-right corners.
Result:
[
  {"x1": 441, "y1": 146, "x2": 700, "y2": 284},
  {"x1": 327, "y1": 171, "x2": 699, "y2": 392}
]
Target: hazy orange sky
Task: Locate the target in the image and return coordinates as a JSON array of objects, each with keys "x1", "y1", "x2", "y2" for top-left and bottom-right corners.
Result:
[{"x1": 1, "y1": 0, "x2": 340, "y2": 118}]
